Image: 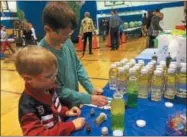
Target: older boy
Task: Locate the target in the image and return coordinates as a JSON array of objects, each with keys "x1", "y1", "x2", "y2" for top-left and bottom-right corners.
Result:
[
  {"x1": 16, "y1": 46, "x2": 85, "y2": 136},
  {"x1": 40, "y1": 2, "x2": 107, "y2": 108}
]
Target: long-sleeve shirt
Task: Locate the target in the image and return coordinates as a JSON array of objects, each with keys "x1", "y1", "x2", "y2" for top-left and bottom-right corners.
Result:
[
  {"x1": 148, "y1": 15, "x2": 163, "y2": 36},
  {"x1": 109, "y1": 14, "x2": 123, "y2": 29},
  {"x1": 39, "y1": 38, "x2": 94, "y2": 108},
  {"x1": 79, "y1": 17, "x2": 95, "y2": 34},
  {"x1": 18, "y1": 83, "x2": 75, "y2": 136}
]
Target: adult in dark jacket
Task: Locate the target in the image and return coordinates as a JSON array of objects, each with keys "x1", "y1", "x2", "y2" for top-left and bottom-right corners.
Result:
[{"x1": 148, "y1": 12, "x2": 163, "y2": 48}]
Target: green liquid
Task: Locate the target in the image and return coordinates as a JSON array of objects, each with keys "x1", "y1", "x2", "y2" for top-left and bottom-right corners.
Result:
[
  {"x1": 111, "y1": 98, "x2": 125, "y2": 132},
  {"x1": 111, "y1": 113, "x2": 124, "y2": 131},
  {"x1": 127, "y1": 93, "x2": 138, "y2": 107}
]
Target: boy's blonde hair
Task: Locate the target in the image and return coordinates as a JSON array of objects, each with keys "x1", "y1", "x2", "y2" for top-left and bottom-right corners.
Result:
[{"x1": 15, "y1": 45, "x2": 57, "y2": 76}]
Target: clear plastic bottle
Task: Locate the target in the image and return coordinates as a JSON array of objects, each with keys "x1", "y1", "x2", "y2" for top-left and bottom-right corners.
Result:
[
  {"x1": 151, "y1": 70, "x2": 163, "y2": 101},
  {"x1": 111, "y1": 92, "x2": 125, "y2": 132},
  {"x1": 138, "y1": 60, "x2": 145, "y2": 68},
  {"x1": 176, "y1": 67, "x2": 186, "y2": 98},
  {"x1": 120, "y1": 58, "x2": 128, "y2": 66},
  {"x1": 152, "y1": 52, "x2": 158, "y2": 63},
  {"x1": 115, "y1": 62, "x2": 122, "y2": 67},
  {"x1": 138, "y1": 69, "x2": 149, "y2": 99},
  {"x1": 123, "y1": 65, "x2": 130, "y2": 90},
  {"x1": 169, "y1": 64, "x2": 177, "y2": 72},
  {"x1": 117, "y1": 67, "x2": 126, "y2": 95},
  {"x1": 109, "y1": 64, "x2": 118, "y2": 90},
  {"x1": 146, "y1": 65, "x2": 154, "y2": 94},
  {"x1": 164, "y1": 68, "x2": 176, "y2": 99},
  {"x1": 127, "y1": 75, "x2": 139, "y2": 107},
  {"x1": 166, "y1": 52, "x2": 172, "y2": 68}
]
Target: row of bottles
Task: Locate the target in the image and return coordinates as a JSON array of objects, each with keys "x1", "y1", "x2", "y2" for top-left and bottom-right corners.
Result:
[{"x1": 109, "y1": 58, "x2": 187, "y2": 102}]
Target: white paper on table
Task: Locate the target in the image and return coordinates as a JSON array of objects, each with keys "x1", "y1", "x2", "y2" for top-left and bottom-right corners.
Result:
[
  {"x1": 176, "y1": 37, "x2": 187, "y2": 65},
  {"x1": 157, "y1": 35, "x2": 170, "y2": 63}
]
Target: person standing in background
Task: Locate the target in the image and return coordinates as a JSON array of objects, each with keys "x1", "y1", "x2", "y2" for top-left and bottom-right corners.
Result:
[
  {"x1": 109, "y1": 9, "x2": 123, "y2": 51},
  {"x1": 79, "y1": 12, "x2": 95, "y2": 55},
  {"x1": 100, "y1": 18, "x2": 108, "y2": 41},
  {"x1": 142, "y1": 13, "x2": 148, "y2": 36},
  {"x1": 148, "y1": 10, "x2": 163, "y2": 48},
  {"x1": 0, "y1": 25, "x2": 15, "y2": 53},
  {"x1": 29, "y1": 23, "x2": 37, "y2": 44}
]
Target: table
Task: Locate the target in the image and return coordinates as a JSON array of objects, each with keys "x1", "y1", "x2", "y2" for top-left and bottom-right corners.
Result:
[
  {"x1": 123, "y1": 27, "x2": 141, "y2": 40},
  {"x1": 70, "y1": 83, "x2": 186, "y2": 136},
  {"x1": 135, "y1": 48, "x2": 158, "y2": 65}
]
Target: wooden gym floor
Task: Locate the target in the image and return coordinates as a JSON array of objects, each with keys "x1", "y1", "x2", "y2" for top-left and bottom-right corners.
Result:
[{"x1": 1, "y1": 36, "x2": 147, "y2": 136}]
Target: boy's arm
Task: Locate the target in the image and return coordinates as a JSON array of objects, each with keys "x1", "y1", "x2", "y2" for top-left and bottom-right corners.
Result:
[
  {"x1": 57, "y1": 87, "x2": 92, "y2": 107},
  {"x1": 20, "y1": 113, "x2": 75, "y2": 136}
]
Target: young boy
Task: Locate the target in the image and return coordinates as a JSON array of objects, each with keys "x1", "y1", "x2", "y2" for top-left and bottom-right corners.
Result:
[
  {"x1": 40, "y1": 2, "x2": 107, "y2": 108},
  {"x1": 16, "y1": 46, "x2": 85, "y2": 136}
]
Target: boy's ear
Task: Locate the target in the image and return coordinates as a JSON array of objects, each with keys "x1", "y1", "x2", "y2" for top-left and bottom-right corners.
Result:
[
  {"x1": 44, "y1": 25, "x2": 52, "y2": 33},
  {"x1": 23, "y1": 75, "x2": 33, "y2": 83}
]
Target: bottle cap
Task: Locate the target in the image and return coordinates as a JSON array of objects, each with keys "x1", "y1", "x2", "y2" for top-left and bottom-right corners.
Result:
[
  {"x1": 168, "y1": 68, "x2": 175, "y2": 74},
  {"x1": 180, "y1": 62, "x2": 186, "y2": 68},
  {"x1": 160, "y1": 61, "x2": 166, "y2": 66},
  {"x1": 165, "y1": 102, "x2": 174, "y2": 108},
  {"x1": 151, "y1": 60, "x2": 157, "y2": 64},
  {"x1": 113, "y1": 130, "x2": 123, "y2": 136},
  {"x1": 118, "y1": 67, "x2": 124, "y2": 72},
  {"x1": 129, "y1": 68, "x2": 136, "y2": 74},
  {"x1": 181, "y1": 67, "x2": 186, "y2": 73},
  {"x1": 130, "y1": 59, "x2": 136, "y2": 64},
  {"x1": 121, "y1": 58, "x2": 128, "y2": 63},
  {"x1": 154, "y1": 70, "x2": 162, "y2": 76},
  {"x1": 156, "y1": 68, "x2": 163, "y2": 72},
  {"x1": 101, "y1": 127, "x2": 108, "y2": 135},
  {"x1": 169, "y1": 64, "x2": 177, "y2": 69},
  {"x1": 111, "y1": 64, "x2": 117, "y2": 68},
  {"x1": 136, "y1": 120, "x2": 146, "y2": 127},
  {"x1": 134, "y1": 65, "x2": 140, "y2": 71},
  {"x1": 115, "y1": 62, "x2": 121, "y2": 67},
  {"x1": 141, "y1": 69, "x2": 148, "y2": 74},
  {"x1": 123, "y1": 65, "x2": 130, "y2": 70}
]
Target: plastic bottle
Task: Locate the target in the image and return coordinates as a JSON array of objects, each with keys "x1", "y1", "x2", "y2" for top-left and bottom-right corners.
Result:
[
  {"x1": 138, "y1": 69, "x2": 149, "y2": 99},
  {"x1": 111, "y1": 92, "x2": 125, "y2": 132},
  {"x1": 109, "y1": 64, "x2": 118, "y2": 90},
  {"x1": 166, "y1": 52, "x2": 172, "y2": 68},
  {"x1": 151, "y1": 70, "x2": 163, "y2": 101},
  {"x1": 123, "y1": 65, "x2": 130, "y2": 90},
  {"x1": 138, "y1": 60, "x2": 145, "y2": 68},
  {"x1": 152, "y1": 52, "x2": 158, "y2": 63},
  {"x1": 127, "y1": 75, "x2": 139, "y2": 107},
  {"x1": 164, "y1": 68, "x2": 176, "y2": 99},
  {"x1": 117, "y1": 67, "x2": 126, "y2": 95},
  {"x1": 176, "y1": 67, "x2": 186, "y2": 98}
]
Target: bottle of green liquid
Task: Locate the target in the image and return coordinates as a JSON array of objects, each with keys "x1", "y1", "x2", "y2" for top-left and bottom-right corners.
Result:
[
  {"x1": 127, "y1": 75, "x2": 139, "y2": 107},
  {"x1": 166, "y1": 52, "x2": 172, "y2": 68},
  {"x1": 152, "y1": 52, "x2": 158, "y2": 62},
  {"x1": 111, "y1": 92, "x2": 125, "y2": 133}
]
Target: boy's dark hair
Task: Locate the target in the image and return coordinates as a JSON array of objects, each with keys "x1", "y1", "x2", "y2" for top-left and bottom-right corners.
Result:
[
  {"x1": 42, "y1": 2, "x2": 77, "y2": 31},
  {"x1": 144, "y1": 13, "x2": 146, "y2": 16}
]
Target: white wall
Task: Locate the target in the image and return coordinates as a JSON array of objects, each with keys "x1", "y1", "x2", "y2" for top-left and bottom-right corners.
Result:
[{"x1": 160, "y1": 6, "x2": 184, "y2": 30}]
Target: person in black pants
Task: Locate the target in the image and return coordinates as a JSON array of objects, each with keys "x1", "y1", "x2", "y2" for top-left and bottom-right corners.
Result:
[
  {"x1": 109, "y1": 9, "x2": 122, "y2": 50},
  {"x1": 79, "y1": 12, "x2": 95, "y2": 55}
]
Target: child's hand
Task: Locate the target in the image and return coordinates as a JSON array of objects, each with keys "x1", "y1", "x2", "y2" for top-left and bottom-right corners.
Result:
[
  {"x1": 72, "y1": 117, "x2": 85, "y2": 130},
  {"x1": 66, "y1": 106, "x2": 81, "y2": 117},
  {"x1": 91, "y1": 95, "x2": 107, "y2": 106},
  {"x1": 92, "y1": 88, "x2": 103, "y2": 95}
]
